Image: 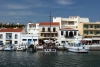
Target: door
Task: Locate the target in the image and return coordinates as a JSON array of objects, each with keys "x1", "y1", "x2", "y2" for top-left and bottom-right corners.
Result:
[{"x1": 28, "y1": 39, "x2": 32, "y2": 45}]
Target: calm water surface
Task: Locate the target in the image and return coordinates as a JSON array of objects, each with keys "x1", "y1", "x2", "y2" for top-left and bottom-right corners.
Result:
[{"x1": 0, "y1": 51, "x2": 100, "y2": 67}]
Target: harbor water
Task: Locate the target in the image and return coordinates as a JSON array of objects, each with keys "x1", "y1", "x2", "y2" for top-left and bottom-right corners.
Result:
[{"x1": 0, "y1": 51, "x2": 100, "y2": 67}]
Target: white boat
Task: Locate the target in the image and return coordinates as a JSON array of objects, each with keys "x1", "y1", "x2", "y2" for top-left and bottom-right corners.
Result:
[
  {"x1": 17, "y1": 44, "x2": 28, "y2": 51},
  {"x1": 64, "y1": 40, "x2": 89, "y2": 53},
  {"x1": 43, "y1": 40, "x2": 57, "y2": 52},
  {"x1": 3, "y1": 44, "x2": 17, "y2": 51},
  {"x1": 0, "y1": 45, "x2": 4, "y2": 50},
  {"x1": 3, "y1": 45, "x2": 12, "y2": 51}
]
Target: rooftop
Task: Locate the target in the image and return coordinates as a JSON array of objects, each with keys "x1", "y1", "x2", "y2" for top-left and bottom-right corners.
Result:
[
  {"x1": 39, "y1": 22, "x2": 59, "y2": 26},
  {"x1": 0, "y1": 28, "x2": 23, "y2": 32}
]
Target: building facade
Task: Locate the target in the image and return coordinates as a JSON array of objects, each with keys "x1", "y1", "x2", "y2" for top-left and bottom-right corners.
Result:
[
  {"x1": 53, "y1": 16, "x2": 89, "y2": 45},
  {"x1": 53, "y1": 16, "x2": 89, "y2": 29},
  {"x1": 38, "y1": 22, "x2": 59, "y2": 44},
  {"x1": 0, "y1": 28, "x2": 23, "y2": 45},
  {"x1": 21, "y1": 22, "x2": 39, "y2": 46},
  {"x1": 27, "y1": 22, "x2": 39, "y2": 34},
  {"x1": 78, "y1": 22, "x2": 100, "y2": 44}
]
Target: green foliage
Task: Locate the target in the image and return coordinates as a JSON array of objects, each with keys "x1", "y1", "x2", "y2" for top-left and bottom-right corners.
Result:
[{"x1": 0, "y1": 23, "x2": 25, "y2": 28}]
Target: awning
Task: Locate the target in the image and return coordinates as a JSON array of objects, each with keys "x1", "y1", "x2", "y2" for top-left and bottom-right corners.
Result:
[
  {"x1": 83, "y1": 38, "x2": 92, "y2": 41},
  {"x1": 92, "y1": 38, "x2": 100, "y2": 40}
]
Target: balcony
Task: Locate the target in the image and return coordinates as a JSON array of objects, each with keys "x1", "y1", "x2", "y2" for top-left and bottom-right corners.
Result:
[
  {"x1": 39, "y1": 37, "x2": 58, "y2": 39},
  {"x1": 41, "y1": 31, "x2": 58, "y2": 33},
  {"x1": 84, "y1": 27, "x2": 100, "y2": 30}
]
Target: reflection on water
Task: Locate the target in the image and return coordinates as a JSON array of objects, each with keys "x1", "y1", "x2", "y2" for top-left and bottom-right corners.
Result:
[{"x1": 0, "y1": 51, "x2": 100, "y2": 67}]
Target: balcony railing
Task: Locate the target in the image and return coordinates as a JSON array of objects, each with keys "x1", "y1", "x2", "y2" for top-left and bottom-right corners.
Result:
[{"x1": 41, "y1": 31, "x2": 58, "y2": 33}]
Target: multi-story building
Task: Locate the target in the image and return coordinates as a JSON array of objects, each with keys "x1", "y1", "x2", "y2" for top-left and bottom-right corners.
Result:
[
  {"x1": 21, "y1": 22, "x2": 39, "y2": 45},
  {"x1": 27, "y1": 22, "x2": 39, "y2": 34},
  {"x1": 38, "y1": 22, "x2": 59, "y2": 44},
  {"x1": 0, "y1": 22, "x2": 39, "y2": 46},
  {"x1": 53, "y1": 16, "x2": 89, "y2": 45},
  {"x1": 78, "y1": 22, "x2": 100, "y2": 44},
  {"x1": 53, "y1": 16, "x2": 89, "y2": 29},
  {"x1": 0, "y1": 28, "x2": 24, "y2": 45}
]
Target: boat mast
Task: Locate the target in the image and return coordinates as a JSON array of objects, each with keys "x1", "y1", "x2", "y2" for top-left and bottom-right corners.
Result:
[{"x1": 49, "y1": 11, "x2": 52, "y2": 40}]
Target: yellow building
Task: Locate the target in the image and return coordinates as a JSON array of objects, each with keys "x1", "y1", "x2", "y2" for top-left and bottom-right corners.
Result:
[{"x1": 78, "y1": 22, "x2": 100, "y2": 44}]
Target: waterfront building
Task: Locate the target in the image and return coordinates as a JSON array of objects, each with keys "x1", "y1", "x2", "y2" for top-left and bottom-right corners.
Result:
[
  {"x1": 53, "y1": 16, "x2": 89, "y2": 45},
  {"x1": 53, "y1": 16, "x2": 89, "y2": 29},
  {"x1": 38, "y1": 22, "x2": 59, "y2": 45},
  {"x1": 0, "y1": 28, "x2": 24, "y2": 46},
  {"x1": 78, "y1": 22, "x2": 100, "y2": 44},
  {"x1": 21, "y1": 22, "x2": 39, "y2": 46},
  {"x1": 27, "y1": 22, "x2": 39, "y2": 34}
]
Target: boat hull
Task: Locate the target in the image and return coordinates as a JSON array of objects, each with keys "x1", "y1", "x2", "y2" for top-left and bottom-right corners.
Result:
[
  {"x1": 68, "y1": 48, "x2": 89, "y2": 53},
  {"x1": 4, "y1": 48, "x2": 12, "y2": 51},
  {"x1": 43, "y1": 49, "x2": 57, "y2": 52}
]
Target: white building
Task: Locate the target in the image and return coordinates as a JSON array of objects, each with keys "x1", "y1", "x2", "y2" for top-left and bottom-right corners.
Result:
[
  {"x1": 53, "y1": 16, "x2": 89, "y2": 45},
  {"x1": 21, "y1": 34, "x2": 38, "y2": 46},
  {"x1": 53, "y1": 16, "x2": 89, "y2": 29},
  {"x1": 27, "y1": 22, "x2": 39, "y2": 34},
  {"x1": 0, "y1": 27, "x2": 38, "y2": 47},
  {"x1": 20, "y1": 22, "x2": 39, "y2": 46},
  {"x1": 0, "y1": 28, "x2": 23, "y2": 46}
]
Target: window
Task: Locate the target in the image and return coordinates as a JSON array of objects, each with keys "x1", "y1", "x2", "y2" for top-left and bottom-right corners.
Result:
[
  {"x1": 90, "y1": 31, "x2": 93, "y2": 34},
  {"x1": 22, "y1": 39, "x2": 27, "y2": 41},
  {"x1": 84, "y1": 31, "x2": 88, "y2": 35},
  {"x1": 29, "y1": 26, "x2": 31, "y2": 28},
  {"x1": 68, "y1": 22, "x2": 74, "y2": 25},
  {"x1": 15, "y1": 41, "x2": 18, "y2": 44},
  {"x1": 48, "y1": 28, "x2": 50, "y2": 32},
  {"x1": 97, "y1": 25, "x2": 100, "y2": 28},
  {"x1": 42, "y1": 28, "x2": 45, "y2": 32},
  {"x1": 55, "y1": 33, "x2": 58, "y2": 36},
  {"x1": 61, "y1": 31, "x2": 63, "y2": 35},
  {"x1": 74, "y1": 31, "x2": 76, "y2": 35},
  {"x1": 52, "y1": 34, "x2": 54, "y2": 37},
  {"x1": 96, "y1": 31, "x2": 100, "y2": 34},
  {"x1": 33, "y1": 39, "x2": 37, "y2": 41},
  {"x1": 84, "y1": 25, "x2": 88, "y2": 28},
  {"x1": 90, "y1": 25, "x2": 93, "y2": 28},
  {"x1": 53, "y1": 28, "x2": 56, "y2": 32},
  {"x1": 41, "y1": 33, "x2": 43, "y2": 36},
  {"x1": 0, "y1": 34, "x2": 3, "y2": 39},
  {"x1": 15, "y1": 34, "x2": 18, "y2": 39},
  {"x1": 44, "y1": 34, "x2": 46, "y2": 37},
  {"x1": 47, "y1": 33, "x2": 49, "y2": 37},
  {"x1": 95, "y1": 25, "x2": 97, "y2": 29},
  {"x1": 9, "y1": 35, "x2": 12, "y2": 39}
]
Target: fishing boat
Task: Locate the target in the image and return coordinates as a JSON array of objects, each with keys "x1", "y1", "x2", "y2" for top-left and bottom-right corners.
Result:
[
  {"x1": 3, "y1": 44, "x2": 17, "y2": 51},
  {"x1": 27, "y1": 44, "x2": 37, "y2": 52},
  {"x1": 3, "y1": 44, "x2": 12, "y2": 51},
  {"x1": 43, "y1": 40, "x2": 57, "y2": 52},
  {"x1": 64, "y1": 40, "x2": 89, "y2": 53}
]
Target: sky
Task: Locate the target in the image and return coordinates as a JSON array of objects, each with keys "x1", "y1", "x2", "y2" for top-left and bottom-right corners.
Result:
[{"x1": 0, "y1": 0, "x2": 100, "y2": 24}]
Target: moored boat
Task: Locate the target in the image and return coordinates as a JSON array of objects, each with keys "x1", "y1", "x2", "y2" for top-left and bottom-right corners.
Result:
[
  {"x1": 43, "y1": 40, "x2": 57, "y2": 52},
  {"x1": 64, "y1": 40, "x2": 89, "y2": 53}
]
